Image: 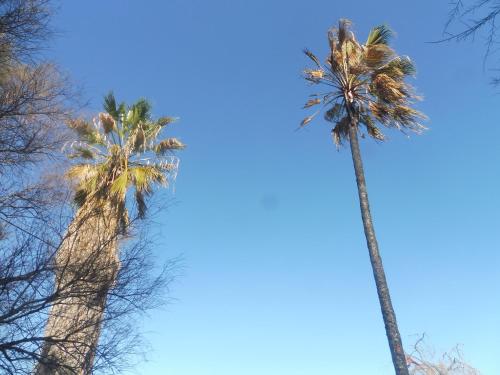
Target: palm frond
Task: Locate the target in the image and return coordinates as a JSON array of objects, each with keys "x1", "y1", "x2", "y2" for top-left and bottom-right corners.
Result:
[
  {"x1": 337, "y1": 19, "x2": 353, "y2": 45},
  {"x1": 130, "y1": 99, "x2": 151, "y2": 123},
  {"x1": 67, "y1": 118, "x2": 93, "y2": 136},
  {"x1": 371, "y1": 73, "x2": 405, "y2": 103},
  {"x1": 366, "y1": 25, "x2": 393, "y2": 46},
  {"x1": 368, "y1": 101, "x2": 391, "y2": 124},
  {"x1": 66, "y1": 164, "x2": 97, "y2": 180},
  {"x1": 154, "y1": 138, "x2": 185, "y2": 154},
  {"x1": 129, "y1": 165, "x2": 167, "y2": 190},
  {"x1": 331, "y1": 116, "x2": 350, "y2": 147},
  {"x1": 73, "y1": 188, "x2": 88, "y2": 207},
  {"x1": 110, "y1": 172, "x2": 128, "y2": 197},
  {"x1": 67, "y1": 164, "x2": 102, "y2": 206},
  {"x1": 132, "y1": 127, "x2": 146, "y2": 152},
  {"x1": 300, "y1": 112, "x2": 317, "y2": 127},
  {"x1": 324, "y1": 103, "x2": 344, "y2": 123},
  {"x1": 393, "y1": 56, "x2": 416, "y2": 76},
  {"x1": 360, "y1": 114, "x2": 385, "y2": 141},
  {"x1": 391, "y1": 105, "x2": 427, "y2": 131},
  {"x1": 117, "y1": 102, "x2": 127, "y2": 117},
  {"x1": 365, "y1": 44, "x2": 395, "y2": 69},
  {"x1": 303, "y1": 98, "x2": 322, "y2": 108},
  {"x1": 68, "y1": 146, "x2": 95, "y2": 160},
  {"x1": 67, "y1": 118, "x2": 105, "y2": 145},
  {"x1": 117, "y1": 200, "x2": 129, "y2": 234},
  {"x1": 135, "y1": 191, "x2": 147, "y2": 219},
  {"x1": 378, "y1": 56, "x2": 416, "y2": 78},
  {"x1": 366, "y1": 125, "x2": 385, "y2": 140},
  {"x1": 99, "y1": 112, "x2": 116, "y2": 134},
  {"x1": 304, "y1": 68, "x2": 324, "y2": 83},
  {"x1": 103, "y1": 92, "x2": 119, "y2": 120},
  {"x1": 327, "y1": 29, "x2": 337, "y2": 51},
  {"x1": 128, "y1": 166, "x2": 151, "y2": 193},
  {"x1": 157, "y1": 116, "x2": 177, "y2": 127},
  {"x1": 303, "y1": 49, "x2": 322, "y2": 68}
]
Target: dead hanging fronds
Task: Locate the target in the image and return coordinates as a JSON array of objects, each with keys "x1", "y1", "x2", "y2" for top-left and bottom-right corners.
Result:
[
  {"x1": 331, "y1": 116, "x2": 350, "y2": 147},
  {"x1": 301, "y1": 19, "x2": 427, "y2": 146}
]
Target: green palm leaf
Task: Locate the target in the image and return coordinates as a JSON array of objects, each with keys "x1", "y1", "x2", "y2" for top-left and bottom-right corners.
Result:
[
  {"x1": 103, "y1": 92, "x2": 119, "y2": 120},
  {"x1": 110, "y1": 172, "x2": 128, "y2": 197},
  {"x1": 366, "y1": 24, "x2": 393, "y2": 46}
]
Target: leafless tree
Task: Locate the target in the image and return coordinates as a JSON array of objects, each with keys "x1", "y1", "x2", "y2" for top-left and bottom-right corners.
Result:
[
  {"x1": 406, "y1": 334, "x2": 481, "y2": 375},
  {"x1": 0, "y1": 0, "x2": 74, "y2": 174},
  {"x1": 1, "y1": 1, "x2": 181, "y2": 374},
  {"x1": 0, "y1": 0, "x2": 53, "y2": 66},
  {"x1": 1, "y1": 189, "x2": 181, "y2": 375},
  {"x1": 0, "y1": 63, "x2": 73, "y2": 172}
]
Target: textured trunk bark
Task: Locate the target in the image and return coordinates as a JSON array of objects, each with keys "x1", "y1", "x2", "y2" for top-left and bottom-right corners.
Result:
[
  {"x1": 346, "y1": 107, "x2": 409, "y2": 375},
  {"x1": 35, "y1": 203, "x2": 120, "y2": 375}
]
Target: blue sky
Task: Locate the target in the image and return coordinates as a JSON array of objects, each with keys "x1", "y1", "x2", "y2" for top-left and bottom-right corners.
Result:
[{"x1": 51, "y1": 1, "x2": 499, "y2": 374}]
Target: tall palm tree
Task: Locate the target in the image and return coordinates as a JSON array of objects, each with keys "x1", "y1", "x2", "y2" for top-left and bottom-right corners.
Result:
[
  {"x1": 36, "y1": 93, "x2": 184, "y2": 374},
  {"x1": 301, "y1": 19, "x2": 426, "y2": 375}
]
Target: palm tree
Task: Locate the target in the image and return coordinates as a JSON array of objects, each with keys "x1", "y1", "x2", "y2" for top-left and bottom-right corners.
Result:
[
  {"x1": 36, "y1": 93, "x2": 184, "y2": 374},
  {"x1": 301, "y1": 19, "x2": 426, "y2": 375}
]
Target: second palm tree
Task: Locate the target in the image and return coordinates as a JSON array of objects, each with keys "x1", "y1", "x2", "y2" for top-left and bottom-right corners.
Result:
[{"x1": 36, "y1": 94, "x2": 184, "y2": 374}]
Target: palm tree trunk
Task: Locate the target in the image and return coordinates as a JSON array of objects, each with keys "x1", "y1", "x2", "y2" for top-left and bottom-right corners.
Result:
[
  {"x1": 346, "y1": 115, "x2": 409, "y2": 375},
  {"x1": 35, "y1": 203, "x2": 120, "y2": 375}
]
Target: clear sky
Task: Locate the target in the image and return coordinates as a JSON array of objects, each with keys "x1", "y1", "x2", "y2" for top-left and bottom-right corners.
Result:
[{"x1": 50, "y1": 1, "x2": 499, "y2": 374}]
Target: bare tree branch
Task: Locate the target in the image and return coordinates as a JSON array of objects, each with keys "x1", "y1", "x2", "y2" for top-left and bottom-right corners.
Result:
[
  {"x1": 406, "y1": 334, "x2": 481, "y2": 375},
  {"x1": 439, "y1": 0, "x2": 500, "y2": 82}
]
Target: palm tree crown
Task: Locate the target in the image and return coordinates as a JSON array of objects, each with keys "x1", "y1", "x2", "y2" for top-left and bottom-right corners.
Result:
[
  {"x1": 302, "y1": 19, "x2": 426, "y2": 146},
  {"x1": 65, "y1": 93, "x2": 184, "y2": 231}
]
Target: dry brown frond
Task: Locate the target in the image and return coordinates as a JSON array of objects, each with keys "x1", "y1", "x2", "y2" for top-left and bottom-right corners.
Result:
[
  {"x1": 337, "y1": 19, "x2": 353, "y2": 45},
  {"x1": 366, "y1": 124, "x2": 385, "y2": 140},
  {"x1": 157, "y1": 116, "x2": 176, "y2": 127},
  {"x1": 372, "y1": 73, "x2": 405, "y2": 103},
  {"x1": 304, "y1": 49, "x2": 322, "y2": 68},
  {"x1": 365, "y1": 44, "x2": 394, "y2": 68},
  {"x1": 300, "y1": 113, "x2": 317, "y2": 127},
  {"x1": 99, "y1": 112, "x2": 116, "y2": 134},
  {"x1": 303, "y1": 98, "x2": 322, "y2": 108},
  {"x1": 155, "y1": 138, "x2": 185, "y2": 154},
  {"x1": 391, "y1": 105, "x2": 427, "y2": 131},
  {"x1": 68, "y1": 118, "x2": 93, "y2": 136},
  {"x1": 304, "y1": 69, "x2": 324, "y2": 82}
]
